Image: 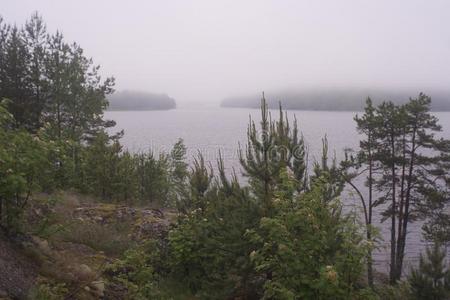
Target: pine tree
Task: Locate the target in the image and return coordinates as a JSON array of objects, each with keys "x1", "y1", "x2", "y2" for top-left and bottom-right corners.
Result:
[
  {"x1": 168, "y1": 138, "x2": 188, "y2": 207},
  {"x1": 0, "y1": 24, "x2": 33, "y2": 129},
  {"x1": 343, "y1": 97, "x2": 380, "y2": 287},
  {"x1": 239, "y1": 94, "x2": 307, "y2": 216},
  {"x1": 23, "y1": 12, "x2": 48, "y2": 130},
  {"x1": 408, "y1": 243, "x2": 450, "y2": 300},
  {"x1": 310, "y1": 136, "x2": 345, "y2": 204},
  {"x1": 350, "y1": 94, "x2": 450, "y2": 283}
]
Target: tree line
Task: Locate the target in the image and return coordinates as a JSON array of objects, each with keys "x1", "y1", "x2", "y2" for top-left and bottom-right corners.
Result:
[
  {"x1": 0, "y1": 14, "x2": 186, "y2": 233},
  {"x1": 221, "y1": 88, "x2": 450, "y2": 111},
  {"x1": 107, "y1": 90, "x2": 176, "y2": 111}
]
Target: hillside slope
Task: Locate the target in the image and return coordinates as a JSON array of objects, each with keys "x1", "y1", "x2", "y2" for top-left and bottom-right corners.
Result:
[{"x1": 0, "y1": 192, "x2": 174, "y2": 299}]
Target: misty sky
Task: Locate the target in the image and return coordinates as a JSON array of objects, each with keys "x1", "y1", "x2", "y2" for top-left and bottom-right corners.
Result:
[{"x1": 3, "y1": 0, "x2": 450, "y2": 103}]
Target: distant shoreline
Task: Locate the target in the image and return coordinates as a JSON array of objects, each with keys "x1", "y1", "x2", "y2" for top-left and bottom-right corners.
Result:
[
  {"x1": 106, "y1": 108, "x2": 177, "y2": 111},
  {"x1": 220, "y1": 105, "x2": 450, "y2": 112},
  {"x1": 220, "y1": 89, "x2": 450, "y2": 112},
  {"x1": 107, "y1": 90, "x2": 177, "y2": 111}
]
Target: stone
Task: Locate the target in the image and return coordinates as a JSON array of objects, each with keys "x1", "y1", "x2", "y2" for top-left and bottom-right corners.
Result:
[
  {"x1": 90, "y1": 280, "x2": 105, "y2": 298},
  {"x1": 74, "y1": 264, "x2": 94, "y2": 281},
  {"x1": 31, "y1": 236, "x2": 52, "y2": 256},
  {"x1": 94, "y1": 216, "x2": 104, "y2": 222}
]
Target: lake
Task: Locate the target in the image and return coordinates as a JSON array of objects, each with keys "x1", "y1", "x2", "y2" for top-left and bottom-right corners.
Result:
[{"x1": 105, "y1": 108, "x2": 450, "y2": 274}]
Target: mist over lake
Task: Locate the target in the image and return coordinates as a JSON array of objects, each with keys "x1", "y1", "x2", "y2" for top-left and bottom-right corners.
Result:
[{"x1": 3, "y1": 1, "x2": 450, "y2": 297}]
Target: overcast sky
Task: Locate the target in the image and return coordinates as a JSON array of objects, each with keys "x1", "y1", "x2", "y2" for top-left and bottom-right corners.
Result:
[{"x1": 2, "y1": 0, "x2": 450, "y2": 103}]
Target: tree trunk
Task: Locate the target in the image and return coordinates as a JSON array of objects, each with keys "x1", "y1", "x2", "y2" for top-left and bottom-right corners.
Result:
[
  {"x1": 367, "y1": 230, "x2": 374, "y2": 288},
  {"x1": 367, "y1": 139, "x2": 374, "y2": 288},
  {"x1": 396, "y1": 124, "x2": 417, "y2": 281},
  {"x1": 0, "y1": 197, "x2": 3, "y2": 226},
  {"x1": 389, "y1": 131, "x2": 397, "y2": 284},
  {"x1": 395, "y1": 130, "x2": 407, "y2": 279}
]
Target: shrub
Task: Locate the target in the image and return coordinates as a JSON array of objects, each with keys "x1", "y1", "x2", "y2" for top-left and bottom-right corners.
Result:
[{"x1": 408, "y1": 243, "x2": 450, "y2": 300}]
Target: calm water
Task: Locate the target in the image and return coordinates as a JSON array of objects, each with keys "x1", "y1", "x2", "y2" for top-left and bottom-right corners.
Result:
[{"x1": 105, "y1": 108, "x2": 450, "y2": 274}]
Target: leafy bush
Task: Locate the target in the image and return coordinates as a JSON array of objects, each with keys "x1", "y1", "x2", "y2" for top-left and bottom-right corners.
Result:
[
  {"x1": 0, "y1": 101, "x2": 53, "y2": 234},
  {"x1": 30, "y1": 279, "x2": 68, "y2": 300},
  {"x1": 246, "y1": 177, "x2": 370, "y2": 299},
  {"x1": 106, "y1": 240, "x2": 170, "y2": 299}
]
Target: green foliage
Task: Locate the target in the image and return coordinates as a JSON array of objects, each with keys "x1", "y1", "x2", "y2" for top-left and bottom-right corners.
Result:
[
  {"x1": 168, "y1": 99, "x2": 370, "y2": 299},
  {"x1": 0, "y1": 13, "x2": 115, "y2": 137},
  {"x1": 423, "y1": 212, "x2": 450, "y2": 245},
  {"x1": 30, "y1": 280, "x2": 68, "y2": 300},
  {"x1": 348, "y1": 94, "x2": 450, "y2": 282},
  {"x1": 374, "y1": 282, "x2": 411, "y2": 300},
  {"x1": 175, "y1": 153, "x2": 213, "y2": 214},
  {"x1": 310, "y1": 136, "x2": 345, "y2": 204},
  {"x1": 28, "y1": 194, "x2": 65, "y2": 239},
  {"x1": 167, "y1": 139, "x2": 188, "y2": 207},
  {"x1": 57, "y1": 131, "x2": 184, "y2": 206},
  {"x1": 81, "y1": 131, "x2": 129, "y2": 201},
  {"x1": 135, "y1": 151, "x2": 170, "y2": 205},
  {"x1": 169, "y1": 155, "x2": 259, "y2": 298},
  {"x1": 246, "y1": 175, "x2": 369, "y2": 299},
  {"x1": 346, "y1": 97, "x2": 379, "y2": 287},
  {"x1": 0, "y1": 100, "x2": 52, "y2": 233},
  {"x1": 408, "y1": 243, "x2": 450, "y2": 300},
  {"x1": 106, "y1": 240, "x2": 169, "y2": 299},
  {"x1": 239, "y1": 95, "x2": 307, "y2": 213},
  {"x1": 2, "y1": 13, "x2": 448, "y2": 297},
  {"x1": 0, "y1": 14, "x2": 182, "y2": 219}
]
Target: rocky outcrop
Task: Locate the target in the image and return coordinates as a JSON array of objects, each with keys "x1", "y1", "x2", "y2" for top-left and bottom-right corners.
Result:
[
  {"x1": 73, "y1": 204, "x2": 173, "y2": 240},
  {"x1": 0, "y1": 233, "x2": 38, "y2": 299},
  {"x1": 0, "y1": 194, "x2": 175, "y2": 299}
]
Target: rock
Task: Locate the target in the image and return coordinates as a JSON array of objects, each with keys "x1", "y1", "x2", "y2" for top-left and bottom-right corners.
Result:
[
  {"x1": 134, "y1": 219, "x2": 169, "y2": 240},
  {"x1": 74, "y1": 264, "x2": 94, "y2": 281},
  {"x1": 94, "y1": 216, "x2": 104, "y2": 223},
  {"x1": 34, "y1": 208, "x2": 43, "y2": 216},
  {"x1": 0, "y1": 289, "x2": 8, "y2": 297},
  {"x1": 90, "y1": 280, "x2": 105, "y2": 297},
  {"x1": 104, "y1": 281, "x2": 128, "y2": 299},
  {"x1": 31, "y1": 236, "x2": 52, "y2": 256}
]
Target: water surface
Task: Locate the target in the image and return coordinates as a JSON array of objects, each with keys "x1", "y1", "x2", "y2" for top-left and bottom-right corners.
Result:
[{"x1": 105, "y1": 108, "x2": 450, "y2": 274}]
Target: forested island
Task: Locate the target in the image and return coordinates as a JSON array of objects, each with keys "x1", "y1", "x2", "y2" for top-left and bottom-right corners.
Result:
[
  {"x1": 0, "y1": 14, "x2": 450, "y2": 300},
  {"x1": 107, "y1": 90, "x2": 176, "y2": 111},
  {"x1": 222, "y1": 88, "x2": 450, "y2": 111}
]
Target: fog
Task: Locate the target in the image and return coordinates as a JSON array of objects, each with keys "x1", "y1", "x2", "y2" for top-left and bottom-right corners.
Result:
[{"x1": 3, "y1": 0, "x2": 450, "y2": 105}]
